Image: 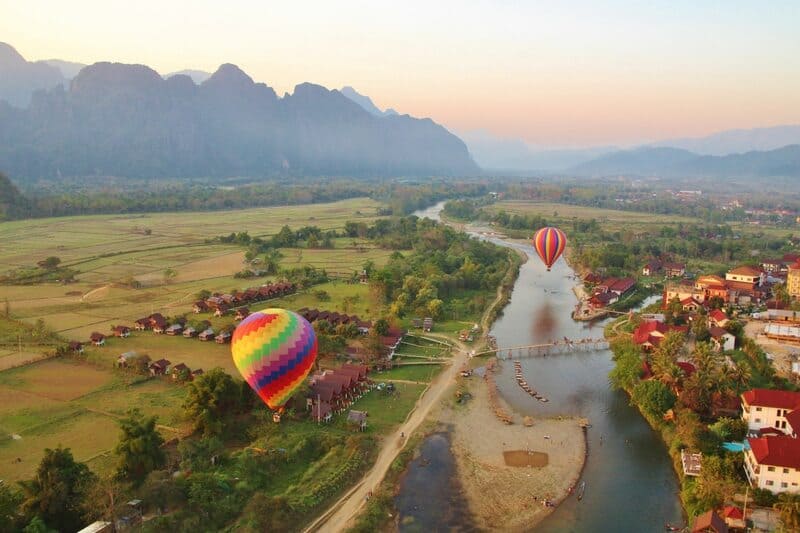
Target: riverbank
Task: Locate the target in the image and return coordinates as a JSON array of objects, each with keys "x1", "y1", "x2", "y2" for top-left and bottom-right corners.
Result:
[{"x1": 441, "y1": 370, "x2": 587, "y2": 531}]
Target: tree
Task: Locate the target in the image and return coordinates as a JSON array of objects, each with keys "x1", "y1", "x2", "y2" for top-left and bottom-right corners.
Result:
[
  {"x1": 426, "y1": 298, "x2": 444, "y2": 320},
  {"x1": 609, "y1": 338, "x2": 642, "y2": 391},
  {"x1": 709, "y1": 417, "x2": 747, "y2": 442},
  {"x1": 179, "y1": 436, "x2": 224, "y2": 472},
  {"x1": 20, "y1": 446, "x2": 94, "y2": 533},
  {"x1": 774, "y1": 492, "x2": 800, "y2": 532},
  {"x1": 695, "y1": 454, "x2": 742, "y2": 511},
  {"x1": 81, "y1": 476, "x2": 126, "y2": 527},
  {"x1": 631, "y1": 380, "x2": 676, "y2": 416},
  {"x1": 163, "y1": 267, "x2": 178, "y2": 285},
  {"x1": 373, "y1": 318, "x2": 390, "y2": 336},
  {"x1": 183, "y1": 368, "x2": 242, "y2": 436},
  {"x1": 38, "y1": 256, "x2": 61, "y2": 270},
  {"x1": 114, "y1": 409, "x2": 166, "y2": 484},
  {"x1": 196, "y1": 289, "x2": 211, "y2": 300},
  {"x1": 22, "y1": 516, "x2": 56, "y2": 533},
  {"x1": 0, "y1": 484, "x2": 23, "y2": 532}
]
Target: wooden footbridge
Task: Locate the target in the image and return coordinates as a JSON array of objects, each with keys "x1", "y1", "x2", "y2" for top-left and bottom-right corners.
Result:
[{"x1": 474, "y1": 337, "x2": 610, "y2": 360}]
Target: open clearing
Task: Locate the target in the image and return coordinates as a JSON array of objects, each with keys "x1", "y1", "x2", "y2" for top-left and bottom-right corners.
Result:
[
  {"x1": 0, "y1": 198, "x2": 391, "y2": 341},
  {"x1": 0, "y1": 358, "x2": 187, "y2": 482}
]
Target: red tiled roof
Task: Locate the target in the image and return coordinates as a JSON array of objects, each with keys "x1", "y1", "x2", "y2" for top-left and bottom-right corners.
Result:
[
  {"x1": 709, "y1": 309, "x2": 728, "y2": 322},
  {"x1": 721, "y1": 506, "x2": 743, "y2": 520},
  {"x1": 747, "y1": 436, "x2": 800, "y2": 469},
  {"x1": 676, "y1": 362, "x2": 696, "y2": 377},
  {"x1": 728, "y1": 266, "x2": 762, "y2": 276},
  {"x1": 785, "y1": 409, "x2": 800, "y2": 434},
  {"x1": 742, "y1": 389, "x2": 800, "y2": 410},
  {"x1": 708, "y1": 326, "x2": 729, "y2": 339}
]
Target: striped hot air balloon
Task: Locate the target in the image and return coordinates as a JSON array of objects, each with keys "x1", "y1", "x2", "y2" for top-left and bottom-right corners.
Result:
[
  {"x1": 532, "y1": 227, "x2": 567, "y2": 271},
  {"x1": 231, "y1": 309, "x2": 317, "y2": 410}
]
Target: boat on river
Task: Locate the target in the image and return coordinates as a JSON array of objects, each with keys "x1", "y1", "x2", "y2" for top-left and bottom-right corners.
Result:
[{"x1": 576, "y1": 481, "x2": 586, "y2": 501}]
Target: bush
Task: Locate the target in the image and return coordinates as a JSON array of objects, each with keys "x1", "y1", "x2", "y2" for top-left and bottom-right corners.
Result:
[{"x1": 632, "y1": 380, "x2": 676, "y2": 416}]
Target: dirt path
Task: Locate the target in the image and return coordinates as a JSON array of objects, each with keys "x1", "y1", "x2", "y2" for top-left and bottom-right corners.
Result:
[{"x1": 305, "y1": 256, "x2": 513, "y2": 532}]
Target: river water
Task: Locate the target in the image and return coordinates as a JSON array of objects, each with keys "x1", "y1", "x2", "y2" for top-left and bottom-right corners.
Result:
[{"x1": 398, "y1": 202, "x2": 684, "y2": 532}]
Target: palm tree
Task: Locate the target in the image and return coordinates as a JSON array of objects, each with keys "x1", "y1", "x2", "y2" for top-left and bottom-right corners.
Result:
[{"x1": 774, "y1": 492, "x2": 800, "y2": 532}]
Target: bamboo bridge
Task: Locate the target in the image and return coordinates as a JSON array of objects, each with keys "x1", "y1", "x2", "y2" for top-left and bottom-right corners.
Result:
[{"x1": 474, "y1": 337, "x2": 610, "y2": 359}]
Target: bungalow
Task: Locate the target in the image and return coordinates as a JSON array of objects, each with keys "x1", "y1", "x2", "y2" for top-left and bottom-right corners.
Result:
[
  {"x1": 664, "y1": 262, "x2": 686, "y2": 278},
  {"x1": 192, "y1": 300, "x2": 209, "y2": 314},
  {"x1": 680, "y1": 297, "x2": 703, "y2": 312},
  {"x1": 312, "y1": 400, "x2": 333, "y2": 423},
  {"x1": 597, "y1": 277, "x2": 636, "y2": 297},
  {"x1": 149, "y1": 359, "x2": 171, "y2": 376},
  {"x1": 191, "y1": 368, "x2": 204, "y2": 380},
  {"x1": 113, "y1": 325, "x2": 131, "y2": 338},
  {"x1": 198, "y1": 328, "x2": 215, "y2": 341},
  {"x1": 708, "y1": 309, "x2": 730, "y2": 328},
  {"x1": 148, "y1": 313, "x2": 167, "y2": 330},
  {"x1": 691, "y1": 510, "x2": 729, "y2": 533},
  {"x1": 741, "y1": 388, "x2": 800, "y2": 436},
  {"x1": 171, "y1": 363, "x2": 190, "y2": 381},
  {"x1": 589, "y1": 292, "x2": 618, "y2": 310},
  {"x1": 215, "y1": 331, "x2": 232, "y2": 344},
  {"x1": 134, "y1": 317, "x2": 150, "y2": 331},
  {"x1": 720, "y1": 506, "x2": 745, "y2": 531},
  {"x1": 632, "y1": 320, "x2": 687, "y2": 351},
  {"x1": 709, "y1": 326, "x2": 735, "y2": 351},
  {"x1": 642, "y1": 260, "x2": 662, "y2": 277},
  {"x1": 234, "y1": 307, "x2": 250, "y2": 321},
  {"x1": 90, "y1": 332, "x2": 106, "y2": 346},
  {"x1": 182, "y1": 326, "x2": 198, "y2": 338},
  {"x1": 347, "y1": 410, "x2": 368, "y2": 431},
  {"x1": 117, "y1": 351, "x2": 139, "y2": 368},
  {"x1": 744, "y1": 436, "x2": 800, "y2": 494},
  {"x1": 165, "y1": 324, "x2": 183, "y2": 336},
  {"x1": 214, "y1": 304, "x2": 229, "y2": 317},
  {"x1": 68, "y1": 340, "x2": 84, "y2": 354}
]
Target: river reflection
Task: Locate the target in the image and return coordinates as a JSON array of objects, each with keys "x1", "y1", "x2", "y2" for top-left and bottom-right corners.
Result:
[{"x1": 408, "y1": 202, "x2": 684, "y2": 532}]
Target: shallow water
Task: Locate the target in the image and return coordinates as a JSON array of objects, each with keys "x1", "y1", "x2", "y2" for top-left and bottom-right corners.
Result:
[{"x1": 406, "y1": 203, "x2": 685, "y2": 531}]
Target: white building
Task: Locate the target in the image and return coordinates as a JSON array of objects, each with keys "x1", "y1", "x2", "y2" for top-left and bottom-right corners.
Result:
[
  {"x1": 741, "y1": 389, "x2": 800, "y2": 494},
  {"x1": 744, "y1": 436, "x2": 800, "y2": 494},
  {"x1": 741, "y1": 389, "x2": 800, "y2": 435}
]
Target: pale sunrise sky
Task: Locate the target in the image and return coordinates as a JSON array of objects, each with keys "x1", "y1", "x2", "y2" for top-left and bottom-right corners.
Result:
[{"x1": 2, "y1": 0, "x2": 799, "y2": 147}]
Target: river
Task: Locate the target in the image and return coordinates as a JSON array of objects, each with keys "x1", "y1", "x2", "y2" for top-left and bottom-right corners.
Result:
[{"x1": 397, "y1": 202, "x2": 684, "y2": 531}]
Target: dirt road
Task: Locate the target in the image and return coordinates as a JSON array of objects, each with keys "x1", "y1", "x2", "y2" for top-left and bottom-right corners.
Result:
[{"x1": 304, "y1": 261, "x2": 512, "y2": 532}]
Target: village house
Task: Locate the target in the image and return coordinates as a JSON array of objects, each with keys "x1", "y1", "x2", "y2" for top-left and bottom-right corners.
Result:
[
  {"x1": 632, "y1": 320, "x2": 688, "y2": 351},
  {"x1": 708, "y1": 309, "x2": 730, "y2": 328},
  {"x1": 215, "y1": 331, "x2": 232, "y2": 344},
  {"x1": 113, "y1": 325, "x2": 131, "y2": 338},
  {"x1": 68, "y1": 340, "x2": 84, "y2": 354},
  {"x1": 134, "y1": 317, "x2": 150, "y2": 331},
  {"x1": 165, "y1": 324, "x2": 183, "y2": 336},
  {"x1": 182, "y1": 326, "x2": 198, "y2": 338},
  {"x1": 192, "y1": 300, "x2": 208, "y2": 313},
  {"x1": 191, "y1": 368, "x2": 204, "y2": 380},
  {"x1": 198, "y1": 328, "x2": 215, "y2": 341},
  {"x1": 741, "y1": 389, "x2": 800, "y2": 436},
  {"x1": 171, "y1": 363, "x2": 190, "y2": 381},
  {"x1": 149, "y1": 359, "x2": 171, "y2": 376},
  {"x1": 214, "y1": 304, "x2": 229, "y2": 317},
  {"x1": 90, "y1": 332, "x2": 106, "y2": 346},
  {"x1": 596, "y1": 277, "x2": 636, "y2": 297},
  {"x1": 234, "y1": 307, "x2": 250, "y2": 321},
  {"x1": 588, "y1": 292, "x2": 618, "y2": 310},
  {"x1": 691, "y1": 510, "x2": 729, "y2": 533},
  {"x1": 761, "y1": 258, "x2": 787, "y2": 274},
  {"x1": 663, "y1": 262, "x2": 686, "y2": 278},
  {"x1": 680, "y1": 297, "x2": 703, "y2": 313},
  {"x1": 642, "y1": 260, "x2": 662, "y2": 277},
  {"x1": 709, "y1": 326, "x2": 735, "y2": 352},
  {"x1": 312, "y1": 400, "x2": 333, "y2": 423}
]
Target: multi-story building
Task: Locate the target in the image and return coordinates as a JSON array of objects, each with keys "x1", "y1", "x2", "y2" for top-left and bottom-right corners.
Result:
[
  {"x1": 744, "y1": 436, "x2": 800, "y2": 494},
  {"x1": 741, "y1": 389, "x2": 800, "y2": 435},
  {"x1": 788, "y1": 261, "x2": 800, "y2": 299}
]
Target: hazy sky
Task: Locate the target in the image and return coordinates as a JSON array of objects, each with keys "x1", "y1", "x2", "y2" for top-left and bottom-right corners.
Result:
[{"x1": 2, "y1": 0, "x2": 799, "y2": 147}]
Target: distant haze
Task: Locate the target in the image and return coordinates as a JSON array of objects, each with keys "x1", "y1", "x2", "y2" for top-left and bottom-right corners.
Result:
[{"x1": 2, "y1": 1, "x2": 799, "y2": 146}]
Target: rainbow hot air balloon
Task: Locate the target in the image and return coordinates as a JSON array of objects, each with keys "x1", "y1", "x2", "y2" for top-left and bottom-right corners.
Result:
[
  {"x1": 231, "y1": 308, "x2": 317, "y2": 410},
  {"x1": 532, "y1": 227, "x2": 567, "y2": 271}
]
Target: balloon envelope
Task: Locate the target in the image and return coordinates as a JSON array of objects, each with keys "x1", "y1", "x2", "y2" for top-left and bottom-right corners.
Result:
[
  {"x1": 532, "y1": 227, "x2": 567, "y2": 271},
  {"x1": 231, "y1": 309, "x2": 317, "y2": 410}
]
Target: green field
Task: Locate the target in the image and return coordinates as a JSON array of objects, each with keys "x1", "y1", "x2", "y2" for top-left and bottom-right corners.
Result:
[
  {"x1": 0, "y1": 358, "x2": 187, "y2": 482},
  {"x1": 0, "y1": 198, "x2": 391, "y2": 341},
  {"x1": 375, "y1": 364, "x2": 444, "y2": 383}
]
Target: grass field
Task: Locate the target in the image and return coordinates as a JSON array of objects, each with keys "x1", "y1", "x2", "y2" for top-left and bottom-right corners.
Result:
[
  {"x1": 374, "y1": 364, "x2": 444, "y2": 383},
  {"x1": 0, "y1": 198, "x2": 392, "y2": 342},
  {"x1": 0, "y1": 358, "x2": 187, "y2": 481}
]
